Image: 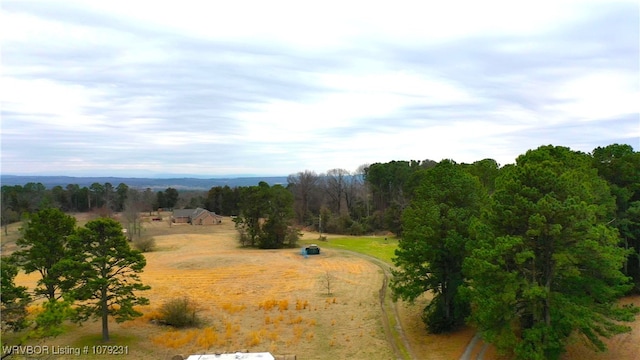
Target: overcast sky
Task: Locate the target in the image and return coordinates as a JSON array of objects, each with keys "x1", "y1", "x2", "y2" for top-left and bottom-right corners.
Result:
[{"x1": 1, "y1": 0, "x2": 638, "y2": 177}]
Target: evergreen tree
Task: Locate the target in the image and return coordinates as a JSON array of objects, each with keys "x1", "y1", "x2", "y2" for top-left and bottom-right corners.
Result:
[
  {"x1": 67, "y1": 218, "x2": 150, "y2": 342},
  {"x1": 463, "y1": 145, "x2": 639, "y2": 359},
  {"x1": 592, "y1": 144, "x2": 640, "y2": 293},
  {"x1": 391, "y1": 160, "x2": 485, "y2": 332},
  {"x1": 1, "y1": 259, "x2": 31, "y2": 332},
  {"x1": 12, "y1": 208, "x2": 76, "y2": 300},
  {"x1": 234, "y1": 182, "x2": 297, "y2": 249}
]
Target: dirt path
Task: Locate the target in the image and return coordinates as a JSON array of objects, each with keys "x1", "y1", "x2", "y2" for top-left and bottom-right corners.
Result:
[
  {"x1": 459, "y1": 334, "x2": 481, "y2": 360},
  {"x1": 334, "y1": 249, "x2": 417, "y2": 360},
  {"x1": 459, "y1": 333, "x2": 489, "y2": 360}
]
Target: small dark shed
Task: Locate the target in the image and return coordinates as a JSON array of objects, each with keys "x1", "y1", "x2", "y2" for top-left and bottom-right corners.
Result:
[{"x1": 305, "y1": 244, "x2": 320, "y2": 255}]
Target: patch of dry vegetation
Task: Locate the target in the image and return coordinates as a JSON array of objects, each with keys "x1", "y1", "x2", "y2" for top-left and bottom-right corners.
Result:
[
  {"x1": 13, "y1": 215, "x2": 393, "y2": 359},
  {"x1": 8, "y1": 213, "x2": 640, "y2": 360}
]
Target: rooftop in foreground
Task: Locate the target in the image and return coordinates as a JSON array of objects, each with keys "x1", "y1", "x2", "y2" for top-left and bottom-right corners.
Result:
[{"x1": 186, "y1": 353, "x2": 274, "y2": 360}]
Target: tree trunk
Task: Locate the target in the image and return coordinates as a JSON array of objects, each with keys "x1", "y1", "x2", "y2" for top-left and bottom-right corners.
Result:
[
  {"x1": 624, "y1": 238, "x2": 629, "y2": 275},
  {"x1": 101, "y1": 287, "x2": 109, "y2": 342}
]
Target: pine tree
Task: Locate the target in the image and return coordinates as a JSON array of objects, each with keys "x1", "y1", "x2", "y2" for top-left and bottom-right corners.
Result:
[
  {"x1": 67, "y1": 218, "x2": 150, "y2": 342},
  {"x1": 464, "y1": 145, "x2": 639, "y2": 359},
  {"x1": 391, "y1": 160, "x2": 485, "y2": 332}
]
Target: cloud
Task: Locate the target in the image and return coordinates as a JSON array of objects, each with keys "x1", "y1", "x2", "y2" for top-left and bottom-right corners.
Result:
[{"x1": 1, "y1": 0, "x2": 638, "y2": 177}]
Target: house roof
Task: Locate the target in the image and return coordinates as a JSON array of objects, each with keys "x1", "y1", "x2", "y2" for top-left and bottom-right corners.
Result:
[
  {"x1": 192, "y1": 208, "x2": 207, "y2": 218},
  {"x1": 172, "y1": 208, "x2": 197, "y2": 218},
  {"x1": 186, "y1": 353, "x2": 274, "y2": 360},
  {"x1": 172, "y1": 208, "x2": 222, "y2": 219}
]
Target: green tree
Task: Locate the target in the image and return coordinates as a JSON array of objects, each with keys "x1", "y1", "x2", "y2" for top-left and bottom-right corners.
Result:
[
  {"x1": 1, "y1": 186, "x2": 20, "y2": 235},
  {"x1": 164, "y1": 187, "x2": 179, "y2": 209},
  {"x1": 391, "y1": 160, "x2": 485, "y2": 333},
  {"x1": 205, "y1": 185, "x2": 240, "y2": 215},
  {"x1": 89, "y1": 182, "x2": 104, "y2": 209},
  {"x1": 12, "y1": 208, "x2": 77, "y2": 300},
  {"x1": 50, "y1": 185, "x2": 70, "y2": 211},
  {"x1": 463, "y1": 158, "x2": 501, "y2": 194},
  {"x1": 260, "y1": 184, "x2": 297, "y2": 249},
  {"x1": 364, "y1": 161, "x2": 413, "y2": 214},
  {"x1": 463, "y1": 145, "x2": 638, "y2": 359},
  {"x1": 592, "y1": 144, "x2": 640, "y2": 293},
  {"x1": 234, "y1": 183, "x2": 269, "y2": 247},
  {"x1": 67, "y1": 218, "x2": 150, "y2": 342},
  {"x1": 155, "y1": 190, "x2": 167, "y2": 210},
  {"x1": 115, "y1": 183, "x2": 129, "y2": 212},
  {"x1": 364, "y1": 160, "x2": 432, "y2": 234},
  {"x1": 1, "y1": 258, "x2": 31, "y2": 332},
  {"x1": 234, "y1": 182, "x2": 297, "y2": 249}
]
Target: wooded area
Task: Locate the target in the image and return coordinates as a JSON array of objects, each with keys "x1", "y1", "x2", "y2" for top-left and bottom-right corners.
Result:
[{"x1": 2, "y1": 143, "x2": 639, "y2": 359}]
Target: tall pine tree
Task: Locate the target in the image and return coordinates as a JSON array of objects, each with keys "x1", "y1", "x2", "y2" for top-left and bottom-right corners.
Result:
[
  {"x1": 391, "y1": 160, "x2": 486, "y2": 332},
  {"x1": 67, "y1": 218, "x2": 150, "y2": 342},
  {"x1": 464, "y1": 145, "x2": 638, "y2": 359}
]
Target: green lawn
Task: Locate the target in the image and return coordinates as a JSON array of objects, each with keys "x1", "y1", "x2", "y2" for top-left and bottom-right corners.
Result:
[{"x1": 300, "y1": 235, "x2": 399, "y2": 265}]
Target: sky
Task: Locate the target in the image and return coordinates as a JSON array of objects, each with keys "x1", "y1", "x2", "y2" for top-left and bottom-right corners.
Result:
[{"x1": 1, "y1": 0, "x2": 639, "y2": 178}]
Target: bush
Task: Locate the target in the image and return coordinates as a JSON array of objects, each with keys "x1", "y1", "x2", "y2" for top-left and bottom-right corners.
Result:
[
  {"x1": 159, "y1": 297, "x2": 202, "y2": 328},
  {"x1": 236, "y1": 225, "x2": 256, "y2": 247},
  {"x1": 367, "y1": 211, "x2": 386, "y2": 232},
  {"x1": 133, "y1": 236, "x2": 156, "y2": 252},
  {"x1": 284, "y1": 227, "x2": 302, "y2": 248},
  {"x1": 347, "y1": 221, "x2": 365, "y2": 236}
]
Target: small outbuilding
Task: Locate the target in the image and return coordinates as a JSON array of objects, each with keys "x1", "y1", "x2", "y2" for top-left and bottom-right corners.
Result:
[
  {"x1": 305, "y1": 244, "x2": 320, "y2": 255},
  {"x1": 185, "y1": 352, "x2": 275, "y2": 360}
]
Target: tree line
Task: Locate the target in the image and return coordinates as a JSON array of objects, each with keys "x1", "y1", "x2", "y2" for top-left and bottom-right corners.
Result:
[
  {"x1": 2, "y1": 143, "x2": 638, "y2": 358},
  {"x1": 391, "y1": 144, "x2": 640, "y2": 359},
  {"x1": 1, "y1": 183, "x2": 180, "y2": 228},
  {"x1": 1, "y1": 162, "x2": 483, "y2": 239}
]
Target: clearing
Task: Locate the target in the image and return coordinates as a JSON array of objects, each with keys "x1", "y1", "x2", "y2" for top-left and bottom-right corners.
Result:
[{"x1": 5, "y1": 213, "x2": 640, "y2": 360}]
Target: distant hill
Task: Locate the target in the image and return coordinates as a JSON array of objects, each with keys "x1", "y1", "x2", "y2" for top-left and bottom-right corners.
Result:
[{"x1": 0, "y1": 175, "x2": 289, "y2": 190}]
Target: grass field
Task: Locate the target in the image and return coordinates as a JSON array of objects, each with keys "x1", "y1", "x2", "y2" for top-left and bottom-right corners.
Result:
[
  {"x1": 299, "y1": 234, "x2": 399, "y2": 265},
  {"x1": 3, "y1": 213, "x2": 639, "y2": 360},
  {"x1": 6, "y1": 215, "x2": 395, "y2": 360}
]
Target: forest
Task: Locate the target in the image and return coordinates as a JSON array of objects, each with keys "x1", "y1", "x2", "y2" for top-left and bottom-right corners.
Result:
[{"x1": 2, "y1": 143, "x2": 639, "y2": 359}]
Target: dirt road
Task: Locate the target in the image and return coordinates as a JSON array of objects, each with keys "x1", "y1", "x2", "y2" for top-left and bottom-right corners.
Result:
[{"x1": 334, "y1": 249, "x2": 417, "y2": 360}]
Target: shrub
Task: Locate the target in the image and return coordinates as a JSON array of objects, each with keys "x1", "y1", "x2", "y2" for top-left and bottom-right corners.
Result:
[
  {"x1": 347, "y1": 221, "x2": 365, "y2": 235},
  {"x1": 258, "y1": 299, "x2": 278, "y2": 311},
  {"x1": 237, "y1": 228, "x2": 252, "y2": 247},
  {"x1": 284, "y1": 227, "x2": 302, "y2": 248},
  {"x1": 159, "y1": 297, "x2": 202, "y2": 328},
  {"x1": 368, "y1": 211, "x2": 386, "y2": 232},
  {"x1": 133, "y1": 236, "x2": 156, "y2": 252},
  {"x1": 278, "y1": 299, "x2": 289, "y2": 312}
]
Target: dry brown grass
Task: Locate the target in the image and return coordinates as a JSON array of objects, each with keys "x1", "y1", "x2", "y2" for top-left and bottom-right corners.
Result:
[
  {"x1": 8, "y1": 212, "x2": 640, "y2": 360},
  {"x1": 13, "y1": 214, "x2": 394, "y2": 360}
]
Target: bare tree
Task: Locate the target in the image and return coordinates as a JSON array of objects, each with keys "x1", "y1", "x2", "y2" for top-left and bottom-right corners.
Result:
[
  {"x1": 141, "y1": 188, "x2": 155, "y2": 215},
  {"x1": 325, "y1": 168, "x2": 349, "y2": 215},
  {"x1": 344, "y1": 169, "x2": 365, "y2": 219},
  {"x1": 355, "y1": 164, "x2": 371, "y2": 218},
  {"x1": 122, "y1": 189, "x2": 144, "y2": 241},
  {"x1": 322, "y1": 271, "x2": 335, "y2": 296},
  {"x1": 287, "y1": 170, "x2": 320, "y2": 224}
]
